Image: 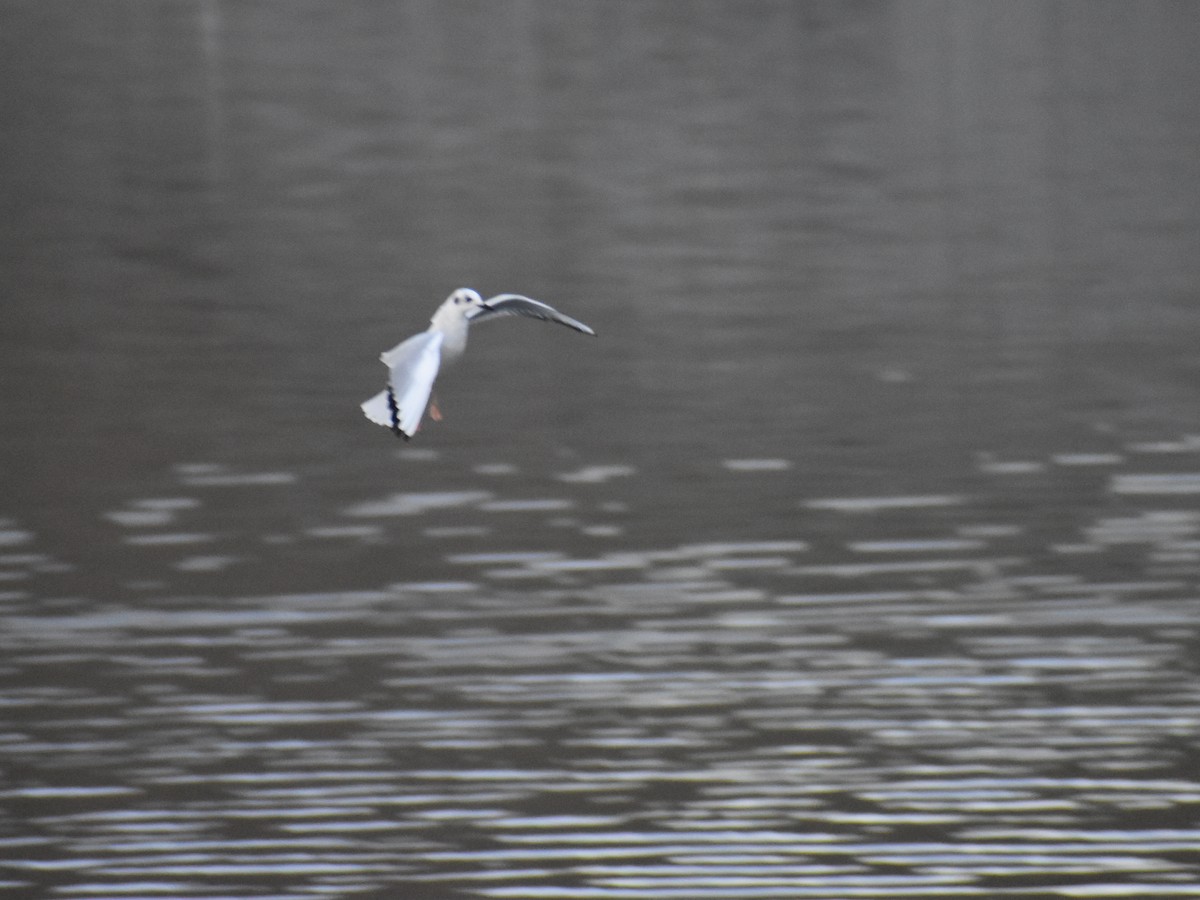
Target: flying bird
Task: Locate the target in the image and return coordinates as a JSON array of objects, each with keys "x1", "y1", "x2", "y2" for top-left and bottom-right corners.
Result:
[{"x1": 361, "y1": 288, "x2": 596, "y2": 439}]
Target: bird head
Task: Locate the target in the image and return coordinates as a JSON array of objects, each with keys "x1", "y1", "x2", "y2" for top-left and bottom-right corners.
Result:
[
  {"x1": 431, "y1": 288, "x2": 485, "y2": 329},
  {"x1": 449, "y1": 288, "x2": 485, "y2": 313}
]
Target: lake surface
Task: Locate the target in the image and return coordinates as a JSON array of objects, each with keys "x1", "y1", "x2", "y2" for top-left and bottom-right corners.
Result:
[{"x1": 2, "y1": 2, "x2": 1200, "y2": 897}]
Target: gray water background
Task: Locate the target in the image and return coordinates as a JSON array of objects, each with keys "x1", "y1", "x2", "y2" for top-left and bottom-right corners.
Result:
[{"x1": 2, "y1": 2, "x2": 1200, "y2": 897}]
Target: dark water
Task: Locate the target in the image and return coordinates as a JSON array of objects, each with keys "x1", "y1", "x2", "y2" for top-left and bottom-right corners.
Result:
[{"x1": 3, "y1": 2, "x2": 1200, "y2": 897}]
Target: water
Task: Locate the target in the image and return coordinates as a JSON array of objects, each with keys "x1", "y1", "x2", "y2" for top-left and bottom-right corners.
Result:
[{"x1": 3, "y1": 2, "x2": 1200, "y2": 897}]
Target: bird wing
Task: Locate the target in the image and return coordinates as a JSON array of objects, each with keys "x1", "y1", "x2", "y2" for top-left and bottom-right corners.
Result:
[
  {"x1": 360, "y1": 389, "x2": 395, "y2": 428},
  {"x1": 361, "y1": 330, "x2": 443, "y2": 438},
  {"x1": 468, "y1": 294, "x2": 596, "y2": 336}
]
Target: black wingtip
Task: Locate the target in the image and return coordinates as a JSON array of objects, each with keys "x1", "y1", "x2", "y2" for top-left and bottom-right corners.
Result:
[{"x1": 386, "y1": 386, "x2": 408, "y2": 439}]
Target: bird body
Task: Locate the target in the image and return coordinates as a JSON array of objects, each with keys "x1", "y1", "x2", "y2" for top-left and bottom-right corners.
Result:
[
  {"x1": 426, "y1": 293, "x2": 472, "y2": 363},
  {"x1": 362, "y1": 288, "x2": 595, "y2": 439}
]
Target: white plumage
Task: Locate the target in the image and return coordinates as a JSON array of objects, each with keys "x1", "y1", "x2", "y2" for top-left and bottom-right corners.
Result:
[{"x1": 361, "y1": 288, "x2": 595, "y2": 439}]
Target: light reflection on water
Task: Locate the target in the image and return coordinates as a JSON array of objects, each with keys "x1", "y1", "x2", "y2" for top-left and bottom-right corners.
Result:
[{"x1": 3, "y1": 436, "x2": 1200, "y2": 898}]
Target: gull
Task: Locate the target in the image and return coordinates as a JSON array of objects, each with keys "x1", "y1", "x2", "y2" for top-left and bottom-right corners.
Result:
[{"x1": 361, "y1": 288, "x2": 596, "y2": 439}]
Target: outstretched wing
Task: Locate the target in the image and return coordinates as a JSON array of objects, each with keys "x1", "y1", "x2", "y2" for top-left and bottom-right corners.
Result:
[
  {"x1": 361, "y1": 330, "x2": 443, "y2": 439},
  {"x1": 469, "y1": 294, "x2": 596, "y2": 336}
]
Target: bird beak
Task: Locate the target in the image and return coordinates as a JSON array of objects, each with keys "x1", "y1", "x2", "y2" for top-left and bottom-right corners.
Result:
[{"x1": 465, "y1": 303, "x2": 491, "y2": 320}]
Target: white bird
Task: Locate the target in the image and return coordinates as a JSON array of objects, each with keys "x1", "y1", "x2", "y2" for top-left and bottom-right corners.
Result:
[{"x1": 361, "y1": 288, "x2": 596, "y2": 439}]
